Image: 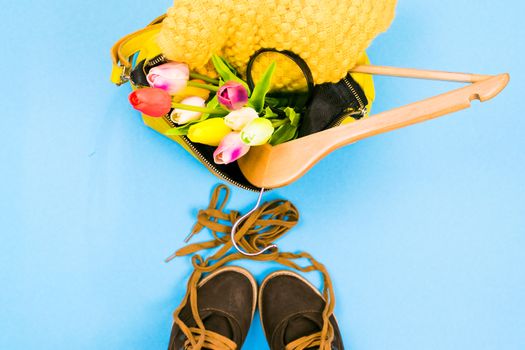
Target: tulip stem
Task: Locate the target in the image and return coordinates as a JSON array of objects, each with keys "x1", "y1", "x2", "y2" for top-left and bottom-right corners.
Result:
[
  {"x1": 189, "y1": 73, "x2": 220, "y2": 85},
  {"x1": 171, "y1": 102, "x2": 228, "y2": 116},
  {"x1": 187, "y1": 81, "x2": 220, "y2": 92}
]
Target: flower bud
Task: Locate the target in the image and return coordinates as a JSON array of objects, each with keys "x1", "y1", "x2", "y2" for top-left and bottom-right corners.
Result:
[
  {"x1": 147, "y1": 62, "x2": 189, "y2": 94},
  {"x1": 224, "y1": 107, "x2": 259, "y2": 131},
  {"x1": 187, "y1": 118, "x2": 232, "y2": 146},
  {"x1": 213, "y1": 132, "x2": 250, "y2": 165},
  {"x1": 217, "y1": 81, "x2": 249, "y2": 110},
  {"x1": 240, "y1": 118, "x2": 274, "y2": 146},
  {"x1": 170, "y1": 96, "x2": 206, "y2": 124},
  {"x1": 128, "y1": 87, "x2": 172, "y2": 117}
]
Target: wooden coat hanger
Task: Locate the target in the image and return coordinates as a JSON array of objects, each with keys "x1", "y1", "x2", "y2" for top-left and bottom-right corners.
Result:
[{"x1": 237, "y1": 66, "x2": 510, "y2": 188}]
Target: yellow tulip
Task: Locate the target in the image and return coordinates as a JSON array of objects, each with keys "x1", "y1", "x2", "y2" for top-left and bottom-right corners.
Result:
[{"x1": 187, "y1": 118, "x2": 232, "y2": 146}]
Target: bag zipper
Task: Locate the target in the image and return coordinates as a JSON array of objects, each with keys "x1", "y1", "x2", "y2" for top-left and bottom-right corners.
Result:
[
  {"x1": 329, "y1": 76, "x2": 368, "y2": 127},
  {"x1": 145, "y1": 54, "x2": 167, "y2": 69},
  {"x1": 343, "y1": 75, "x2": 366, "y2": 112},
  {"x1": 162, "y1": 116, "x2": 261, "y2": 192},
  {"x1": 181, "y1": 136, "x2": 261, "y2": 192},
  {"x1": 329, "y1": 107, "x2": 367, "y2": 128}
]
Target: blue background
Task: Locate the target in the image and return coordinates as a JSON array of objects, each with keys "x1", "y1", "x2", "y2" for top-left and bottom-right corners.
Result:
[{"x1": 1, "y1": 0, "x2": 524, "y2": 349}]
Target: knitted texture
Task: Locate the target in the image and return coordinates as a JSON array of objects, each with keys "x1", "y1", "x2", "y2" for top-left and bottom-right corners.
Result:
[{"x1": 158, "y1": 0, "x2": 397, "y2": 89}]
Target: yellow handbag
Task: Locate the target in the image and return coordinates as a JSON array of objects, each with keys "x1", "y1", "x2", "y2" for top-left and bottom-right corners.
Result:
[{"x1": 110, "y1": 15, "x2": 377, "y2": 191}]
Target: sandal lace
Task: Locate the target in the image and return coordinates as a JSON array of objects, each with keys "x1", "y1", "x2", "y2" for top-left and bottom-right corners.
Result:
[
  {"x1": 285, "y1": 332, "x2": 332, "y2": 350},
  {"x1": 168, "y1": 184, "x2": 336, "y2": 350},
  {"x1": 183, "y1": 328, "x2": 237, "y2": 350}
]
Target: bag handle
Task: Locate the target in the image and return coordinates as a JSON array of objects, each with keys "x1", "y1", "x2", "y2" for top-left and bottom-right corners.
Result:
[
  {"x1": 110, "y1": 15, "x2": 166, "y2": 85},
  {"x1": 246, "y1": 48, "x2": 315, "y2": 106}
]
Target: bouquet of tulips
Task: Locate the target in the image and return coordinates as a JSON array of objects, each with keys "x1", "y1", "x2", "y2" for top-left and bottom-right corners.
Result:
[{"x1": 128, "y1": 55, "x2": 302, "y2": 165}]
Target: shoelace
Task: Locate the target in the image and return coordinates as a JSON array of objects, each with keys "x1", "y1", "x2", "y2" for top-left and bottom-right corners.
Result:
[
  {"x1": 285, "y1": 332, "x2": 329, "y2": 350},
  {"x1": 168, "y1": 184, "x2": 336, "y2": 350},
  {"x1": 183, "y1": 328, "x2": 237, "y2": 350}
]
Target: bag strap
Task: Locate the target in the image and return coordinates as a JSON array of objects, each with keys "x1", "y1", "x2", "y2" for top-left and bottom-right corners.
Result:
[
  {"x1": 246, "y1": 49, "x2": 314, "y2": 92},
  {"x1": 110, "y1": 15, "x2": 166, "y2": 85},
  {"x1": 246, "y1": 48, "x2": 315, "y2": 108}
]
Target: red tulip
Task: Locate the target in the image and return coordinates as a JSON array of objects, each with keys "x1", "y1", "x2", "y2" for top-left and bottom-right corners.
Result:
[{"x1": 129, "y1": 87, "x2": 172, "y2": 117}]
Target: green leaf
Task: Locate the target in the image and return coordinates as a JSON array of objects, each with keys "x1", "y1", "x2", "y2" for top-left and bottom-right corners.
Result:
[
  {"x1": 264, "y1": 106, "x2": 278, "y2": 119},
  {"x1": 270, "y1": 119, "x2": 286, "y2": 128},
  {"x1": 204, "y1": 95, "x2": 219, "y2": 115},
  {"x1": 269, "y1": 123, "x2": 298, "y2": 145},
  {"x1": 211, "y1": 55, "x2": 250, "y2": 91},
  {"x1": 284, "y1": 107, "x2": 301, "y2": 127},
  {"x1": 248, "y1": 61, "x2": 277, "y2": 113},
  {"x1": 221, "y1": 57, "x2": 237, "y2": 73},
  {"x1": 264, "y1": 96, "x2": 281, "y2": 107},
  {"x1": 165, "y1": 123, "x2": 193, "y2": 136},
  {"x1": 207, "y1": 95, "x2": 219, "y2": 109}
]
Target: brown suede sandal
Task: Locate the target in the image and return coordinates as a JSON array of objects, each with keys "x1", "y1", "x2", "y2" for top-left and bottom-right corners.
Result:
[
  {"x1": 259, "y1": 271, "x2": 344, "y2": 350},
  {"x1": 168, "y1": 266, "x2": 257, "y2": 350}
]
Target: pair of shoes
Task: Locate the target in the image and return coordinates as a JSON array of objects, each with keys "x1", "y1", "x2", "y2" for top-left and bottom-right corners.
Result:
[{"x1": 168, "y1": 266, "x2": 344, "y2": 349}]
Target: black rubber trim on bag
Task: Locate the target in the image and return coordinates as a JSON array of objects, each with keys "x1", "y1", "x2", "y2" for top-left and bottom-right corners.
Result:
[
  {"x1": 130, "y1": 59, "x2": 149, "y2": 86},
  {"x1": 246, "y1": 48, "x2": 315, "y2": 108}
]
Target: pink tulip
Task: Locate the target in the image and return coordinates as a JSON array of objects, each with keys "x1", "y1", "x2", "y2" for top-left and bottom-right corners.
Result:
[
  {"x1": 213, "y1": 132, "x2": 250, "y2": 165},
  {"x1": 146, "y1": 62, "x2": 189, "y2": 94},
  {"x1": 128, "y1": 87, "x2": 172, "y2": 117},
  {"x1": 217, "y1": 81, "x2": 249, "y2": 110}
]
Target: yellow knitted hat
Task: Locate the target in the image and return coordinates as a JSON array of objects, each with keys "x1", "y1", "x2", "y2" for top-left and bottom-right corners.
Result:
[{"x1": 158, "y1": 0, "x2": 397, "y2": 90}]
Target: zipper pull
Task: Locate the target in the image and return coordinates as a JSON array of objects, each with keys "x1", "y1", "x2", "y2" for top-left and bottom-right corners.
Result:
[
  {"x1": 345, "y1": 106, "x2": 367, "y2": 119},
  {"x1": 357, "y1": 106, "x2": 367, "y2": 118}
]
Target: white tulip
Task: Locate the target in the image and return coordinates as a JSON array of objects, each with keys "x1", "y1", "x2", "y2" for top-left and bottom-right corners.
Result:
[
  {"x1": 170, "y1": 96, "x2": 206, "y2": 124},
  {"x1": 224, "y1": 107, "x2": 259, "y2": 131},
  {"x1": 240, "y1": 118, "x2": 274, "y2": 146}
]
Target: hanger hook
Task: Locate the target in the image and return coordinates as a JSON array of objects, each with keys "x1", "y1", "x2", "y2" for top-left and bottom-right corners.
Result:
[{"x1": 231, "y1": 188, "x2": 277, "y2": 256}]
